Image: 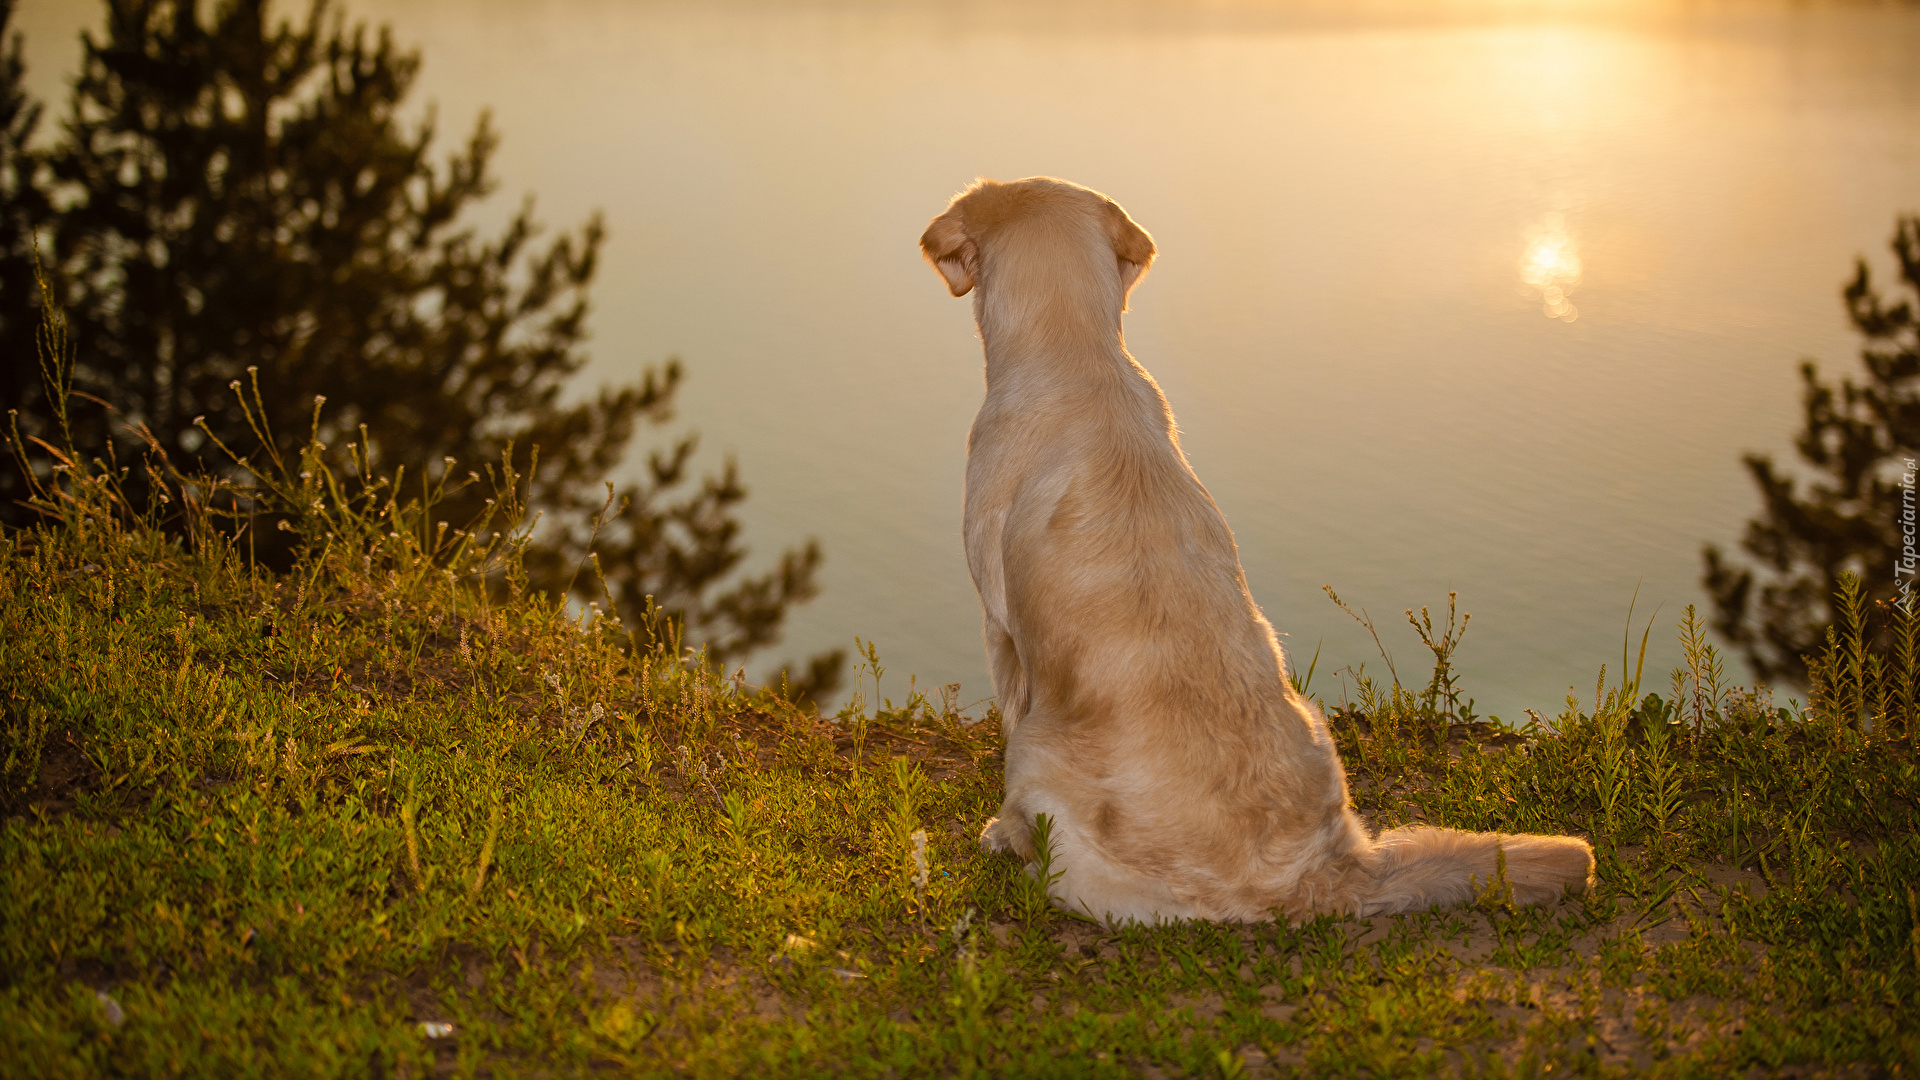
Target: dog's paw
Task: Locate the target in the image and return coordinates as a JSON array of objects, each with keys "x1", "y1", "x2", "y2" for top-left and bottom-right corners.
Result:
[{"x1": 980, "y1": 816, "x2": 1011, "y2": 854}]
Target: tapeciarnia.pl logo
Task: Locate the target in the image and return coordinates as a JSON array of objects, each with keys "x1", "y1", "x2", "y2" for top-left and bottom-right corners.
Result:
[{"x1": 1899, "y1": 456, "x2": 1917, "y2": 610}]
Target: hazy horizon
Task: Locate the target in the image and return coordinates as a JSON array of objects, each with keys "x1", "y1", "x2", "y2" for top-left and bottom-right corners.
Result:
[{"x1": 15, "y1": 0, "x2": 1919, "y2": 719}]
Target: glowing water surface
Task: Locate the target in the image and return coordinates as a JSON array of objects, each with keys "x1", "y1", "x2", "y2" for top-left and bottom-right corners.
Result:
[{"x1": 18, "y1": 0, "x2": 1920, "y2": 718}]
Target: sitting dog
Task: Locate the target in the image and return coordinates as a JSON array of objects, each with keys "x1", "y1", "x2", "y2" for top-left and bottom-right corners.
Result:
[{"x1": 920, "y1": 177, "x2": 1594, "y2": 924}]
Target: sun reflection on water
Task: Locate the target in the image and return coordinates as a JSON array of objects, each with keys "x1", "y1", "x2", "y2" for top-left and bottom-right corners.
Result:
[{"x1": 1520, "y1": 212, "x2": 1582, "y2": 322}]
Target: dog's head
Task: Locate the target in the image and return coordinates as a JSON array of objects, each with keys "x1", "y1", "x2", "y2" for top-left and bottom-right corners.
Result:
[{"x1": 919, "y1": 177, "x2": 1156, "y2": 310}]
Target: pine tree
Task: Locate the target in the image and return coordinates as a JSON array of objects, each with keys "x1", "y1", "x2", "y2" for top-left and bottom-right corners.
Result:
[
  {"x1": 1, "y1": 0, "x2": 841, "y2": 696},
  {"x1": 1703, "y1": 215, "x2": 1920, "y2": 685},
  {"x1": 0, "y1": 0, "x2": 52, "y2": 478}
]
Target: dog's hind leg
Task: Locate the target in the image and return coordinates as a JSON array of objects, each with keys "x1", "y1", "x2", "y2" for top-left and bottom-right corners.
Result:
[{"x1": 984, "y1": 804, "x2": 1189, "y2": 925}]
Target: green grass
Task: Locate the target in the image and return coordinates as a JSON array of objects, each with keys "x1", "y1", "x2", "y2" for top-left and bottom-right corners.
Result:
[{"x1": 4, "y1": 380, "x2": 1919, "y2": 1076}]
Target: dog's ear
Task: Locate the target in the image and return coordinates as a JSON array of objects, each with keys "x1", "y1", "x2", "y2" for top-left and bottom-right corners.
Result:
[
  {"x1": 920, "y1": 210, "x2": 978, "y2": 297},
  {"x1": 1105, "y1": 200, "x2": 1156, "y2": 309}
]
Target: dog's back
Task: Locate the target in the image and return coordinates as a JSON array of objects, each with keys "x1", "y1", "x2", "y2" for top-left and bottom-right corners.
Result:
[{"x1": 922, "y1": 177, "x2": 1592, "y2": 924}]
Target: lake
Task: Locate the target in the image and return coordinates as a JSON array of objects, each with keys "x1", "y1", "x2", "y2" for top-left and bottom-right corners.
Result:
[{"x1": 17, "y1": 0, "x2": 1920, "y2": 720}]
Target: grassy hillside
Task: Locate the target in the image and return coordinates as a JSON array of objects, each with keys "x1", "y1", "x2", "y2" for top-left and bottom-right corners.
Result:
[{"x1": 2, "y1": 392, "x2": 1917, "y2": 1077}]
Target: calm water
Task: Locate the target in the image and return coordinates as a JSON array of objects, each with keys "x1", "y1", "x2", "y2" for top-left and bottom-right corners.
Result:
[{"x1": 20, "y1": 0, "x2": 1920, "y2": 719}]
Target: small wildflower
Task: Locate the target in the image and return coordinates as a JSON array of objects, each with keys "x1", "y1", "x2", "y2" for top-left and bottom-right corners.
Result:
[
  {"x1": 95, "y1": 990, "x2": 125, "y2": 1027},
  {"x1": 544, "y1": 672, "x2": 562, "y2": 692},
  {"x1": 950, "y1": 907, "x2": 978, "y2": 963}
]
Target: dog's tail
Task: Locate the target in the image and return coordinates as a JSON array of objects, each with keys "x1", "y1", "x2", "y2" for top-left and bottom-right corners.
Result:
[{"x1": 1356, "y1": 826, "x2": 1594, "y2": 917}]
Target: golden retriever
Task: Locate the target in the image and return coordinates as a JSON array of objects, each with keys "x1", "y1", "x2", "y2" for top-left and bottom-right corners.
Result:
[{"x1": 920, "y1": 176, "x2": 1594, "y2": 924}]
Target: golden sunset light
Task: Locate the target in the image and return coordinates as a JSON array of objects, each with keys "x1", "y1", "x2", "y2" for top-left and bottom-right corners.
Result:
[
  {"x1": 1521, "y1": 213, "x2": 1583, "y2": 322},
  {"x1": 4, "y1": 0, "x2": 1917, "y2": 1071}
]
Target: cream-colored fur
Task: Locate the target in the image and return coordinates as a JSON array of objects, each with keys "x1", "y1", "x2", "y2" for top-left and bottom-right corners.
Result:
[{"x1": 920, "y1": 177, "x2": 1594, "y2": 925}]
